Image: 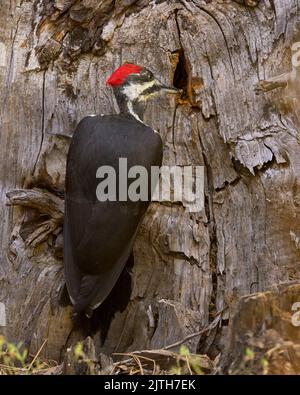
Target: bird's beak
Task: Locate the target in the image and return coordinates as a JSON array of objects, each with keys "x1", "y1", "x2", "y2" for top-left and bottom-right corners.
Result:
[
  {"x1": 160, "y1": 85, "x2": 180, "y2": 94},
  {"x1": 155, "y1": 79, "x2": 179, "y2": 95}
]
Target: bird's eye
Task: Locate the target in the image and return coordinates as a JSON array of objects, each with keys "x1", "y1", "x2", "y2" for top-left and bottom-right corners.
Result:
[{"x1": 141, "y1": 69, "x2": 153, "y2": 79}]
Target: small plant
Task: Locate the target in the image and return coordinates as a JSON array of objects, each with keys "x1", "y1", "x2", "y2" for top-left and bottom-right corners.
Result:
[
  {"x1": 172, "y1": 345, "x2": 203, "y2": 375},
  {"x1": 241, "y1": 347, "x2": 256, "y2": 374},
  {"x1": 260, "y1": 357, "x2": 269, "y2": 375},
  {"x1": 0, "y1": 336, "x2": 56, "y2": 375},
  {"x1": 244, "y1": 347, "x2": 255, "y2": 361},
  {"x1": 0, "y1": 336, "x2": 28, "y2": 374},
  {"x1": 73, "y1": 341, "x2": 98, "y2": 375},
  {"x1": 231, "y1": 346, "x2": 270, "y2": 375}
]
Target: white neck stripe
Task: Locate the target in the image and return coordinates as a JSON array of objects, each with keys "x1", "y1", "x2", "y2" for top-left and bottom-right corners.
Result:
[
  {"x1": 127, "y1": 101, "x2": 144, "y2": 123},
  {"x1": 127, "y1": 101, "x2": 159, "y2": 134}
]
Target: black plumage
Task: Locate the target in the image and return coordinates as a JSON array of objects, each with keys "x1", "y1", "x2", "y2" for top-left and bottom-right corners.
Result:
[{"x1": 64, "y1": 113, "x2": 162, "y2": 316}]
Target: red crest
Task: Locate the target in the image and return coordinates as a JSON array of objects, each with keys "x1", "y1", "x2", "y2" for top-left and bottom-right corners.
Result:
[{"x1": 106, "y1": 63, "x2": 143, "y2": 86}]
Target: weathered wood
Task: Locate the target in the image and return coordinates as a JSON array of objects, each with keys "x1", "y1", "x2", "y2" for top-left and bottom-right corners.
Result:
[
  {"x1": 6, "y1": 188, "x2": 64, "y2": 221},
  {"x1": 0, "y1": 0, "x2": 299, "y2": 373},
  {"x1": 224, "y1": 284, "x2": 300, "y2": 374}
]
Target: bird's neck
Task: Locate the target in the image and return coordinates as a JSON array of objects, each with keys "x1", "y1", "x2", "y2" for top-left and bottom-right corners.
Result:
[{"x1": 115, "y1": 92, "x2": 145, "y2": 122}]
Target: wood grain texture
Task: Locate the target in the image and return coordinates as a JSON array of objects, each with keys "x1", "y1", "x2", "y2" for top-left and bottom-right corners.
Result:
[{"x1": 0, "y1": 0, "x2": 299, "y2": 369}]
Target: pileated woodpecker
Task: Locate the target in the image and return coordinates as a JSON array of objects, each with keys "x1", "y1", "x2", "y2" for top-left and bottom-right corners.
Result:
[{"x1": 64, "y1": 63, "x2": 178, "y2": 317}]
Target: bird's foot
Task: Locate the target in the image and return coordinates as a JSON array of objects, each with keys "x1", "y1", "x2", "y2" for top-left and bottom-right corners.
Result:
[{"x1": 84, "y1": 307, "x2": 94, "y2": 319}]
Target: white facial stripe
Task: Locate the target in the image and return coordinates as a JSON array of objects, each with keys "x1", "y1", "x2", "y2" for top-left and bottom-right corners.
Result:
[
  {"x1": 138, "y1": 91, "x2": 159, "y2": 102},
  {"x1": 127, "y1": 101, "x2": 143, "y2": 123},
  {"x1": 122, "y1": 80, "x2": 157, "y2": 101}
]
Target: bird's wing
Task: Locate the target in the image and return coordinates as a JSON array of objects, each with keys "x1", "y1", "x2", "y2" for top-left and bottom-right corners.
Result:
[{"x1": 64, "y1": 115, "x2": 162, "y2": 312}]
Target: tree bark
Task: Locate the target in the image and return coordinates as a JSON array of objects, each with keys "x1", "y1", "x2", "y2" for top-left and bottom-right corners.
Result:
[{"x1": 0, "y1": 0, "x2": 300, "y2": 371}]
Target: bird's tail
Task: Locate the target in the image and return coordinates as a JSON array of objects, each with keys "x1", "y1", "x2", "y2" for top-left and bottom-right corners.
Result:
[{"x1": 74, "y1": 274, "x2": 100, "y2": 317}]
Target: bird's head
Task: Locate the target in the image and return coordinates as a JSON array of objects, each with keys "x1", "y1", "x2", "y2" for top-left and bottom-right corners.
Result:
[{"x1": 106, "y1": 63, "x2": 178, "y2": 105}]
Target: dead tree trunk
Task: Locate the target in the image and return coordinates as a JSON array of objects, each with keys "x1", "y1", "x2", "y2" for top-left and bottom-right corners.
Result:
[{"x1": 0, "y1": 0, "x2": 300, "y2": 371}]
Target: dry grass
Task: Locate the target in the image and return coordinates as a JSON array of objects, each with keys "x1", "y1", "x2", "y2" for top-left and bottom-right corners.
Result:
[{"x1": 0, "y1": 336, "x2": 61, "y2": 375}]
